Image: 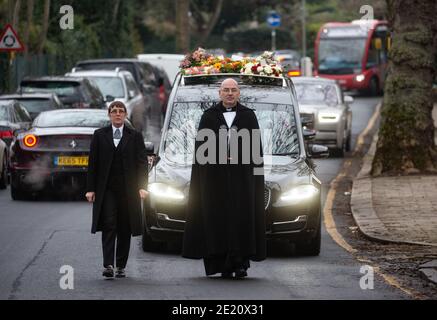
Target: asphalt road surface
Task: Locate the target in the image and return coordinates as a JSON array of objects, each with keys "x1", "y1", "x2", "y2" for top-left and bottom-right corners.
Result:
[{"x1": 0, "y1": 96, "x2": 408, "y2": 300}]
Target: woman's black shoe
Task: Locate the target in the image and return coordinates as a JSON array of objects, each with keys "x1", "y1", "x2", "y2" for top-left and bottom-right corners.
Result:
[
  {"x1": 234, "y1": 268, "x2": 247, "y2": 278},
  {"x1": 221, "y1": 271, "x2": 234, "y2": 278}
]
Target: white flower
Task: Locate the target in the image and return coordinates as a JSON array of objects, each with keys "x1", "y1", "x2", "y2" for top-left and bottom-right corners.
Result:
[
  {"x1": 257, "y1": 66, "x2": 264, "y2": 73},
  {"x1": 264, "y1": 65, "x2": 273, "y2": 74}
]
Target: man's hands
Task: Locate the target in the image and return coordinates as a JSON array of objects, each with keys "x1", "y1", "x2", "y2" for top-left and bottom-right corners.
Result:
[
  {"x1": 139, "y1": 189, "x2": 149, "y2": 199},
  {"x1": 85, "y1": 192, "x2": 95, "y2": 202},
  {"x1": 86, "y1": 190, "x2": 148, "y2": 202}
]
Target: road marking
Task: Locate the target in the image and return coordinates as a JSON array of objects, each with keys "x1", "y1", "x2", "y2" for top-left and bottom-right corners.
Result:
[
  {"x1": 354, "y1": 102, "x2": 381, "y2": 155},
  {"x1": 323, "y1": 159, "x2": 357, "y2": 254},
  {"x1": 323, "y1": 101, "x2": 426, "y2": 299}
]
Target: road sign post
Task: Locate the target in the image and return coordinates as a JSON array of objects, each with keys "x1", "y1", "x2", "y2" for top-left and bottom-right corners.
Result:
[
  {"x1": 266, "y1": 11, "x2": 281, "y2": 52},
  {"x1": 0, "y1": 24, "x2": 24, "y2": 93}
]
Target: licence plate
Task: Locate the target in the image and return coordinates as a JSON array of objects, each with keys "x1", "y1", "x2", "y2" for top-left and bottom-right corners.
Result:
[{"x1": 55, "y1": 156, "x2": 88, "y2": 166}]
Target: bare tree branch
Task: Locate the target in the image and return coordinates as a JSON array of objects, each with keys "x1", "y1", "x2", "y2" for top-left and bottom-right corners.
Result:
[
  {"x1": 113, "y1": 0, "x2": 121, "y2": 21},
  {"x1": 12, "y1": 0, "x2": 21, "y2": 29},
  {"x1": 38, "y1": 0, "x2": 50, "y2": 54},
  {"x1": 197, "y1": 0, "x2": 224, "y2": 46},
  {"x1": 24, "y1": 0, "x2": 34, "y2": 56}
]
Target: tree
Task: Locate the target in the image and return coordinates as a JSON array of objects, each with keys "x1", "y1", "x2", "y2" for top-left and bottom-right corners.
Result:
[
  {"x1": 12, "y1": 0, "x2": 20, "y2": 29},
  {"x1": 176, "y1": 0, "x2": 190, "y2": 53},
  {"x1": 191, "y1": 0, "x2": 224, "y2": 47},
  {"x1": 38, "y1": 0, "x2": 50, "y2": 54},
  {"x1": 371, "y1": 0, "x2": 437, "y2": 175},
  {"x1": 23, "y1": 0, "x2": 34, "y2": 56}
]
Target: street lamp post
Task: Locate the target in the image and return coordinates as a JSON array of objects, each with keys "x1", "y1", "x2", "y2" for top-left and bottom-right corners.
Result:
[{"x1": 302, "y1": 0, "x2": 306, "y2": 59}]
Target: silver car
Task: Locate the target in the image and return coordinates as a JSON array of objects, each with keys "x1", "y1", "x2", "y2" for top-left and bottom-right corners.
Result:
[
  {"x1": 292, "y1": 77, "x2": 353, "y2": 156},
  {"x1": 66, "y1": 69, "x2": 148, "y2": 132}
]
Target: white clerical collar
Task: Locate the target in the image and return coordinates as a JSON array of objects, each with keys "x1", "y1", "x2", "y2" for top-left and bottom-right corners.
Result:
[{"x1": 112, "y1": 124, "x2": 124, "y2": 134}]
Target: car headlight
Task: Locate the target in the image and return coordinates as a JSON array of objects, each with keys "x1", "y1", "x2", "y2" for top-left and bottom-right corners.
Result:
[
  {"x1": 279, "y1": 185, "x2": 319, "y2": 205},
  {"x1": 318, "y1": 113, "x2": 340, "y2": 123},
  {"x1": 148, "y1": 183, "x2": 185, "y2": 202},
  {"x1": 355, "y1": 74, "x2": 365, "y2": 82}
]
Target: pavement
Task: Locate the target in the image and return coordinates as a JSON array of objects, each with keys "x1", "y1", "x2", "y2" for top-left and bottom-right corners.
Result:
[{"x1": 350, "y1": 103, "x2": 437, "y2": 285}]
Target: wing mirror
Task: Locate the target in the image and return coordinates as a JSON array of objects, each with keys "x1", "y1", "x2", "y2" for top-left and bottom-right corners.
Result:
[
  {"x1": 344, "y1": 95, "x2": 354, "y2": 104},
  {"x1": 105, "y1": 95, "x2": 115, "y2": 103},
  {"x1": 309, "y1": 144, "x2": 329, "y2": 158},
  {"x1": 303, "y1": 128, "x2": 316, "y2": 141},
  {"x1": 128, "y1": 90, "x2": 137, "y2": 99}
]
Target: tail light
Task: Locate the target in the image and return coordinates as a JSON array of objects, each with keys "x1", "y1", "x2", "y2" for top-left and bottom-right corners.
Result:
[
  {"x1": 0, "y1": 127, "x2": 13, "y2": 139},
  {"x1": 23, "y1": 134, "x2": 38, "y2": 148},
  {"x1": 287, "y1": 70, "x2": 301, "y2": 77},
  {"x1": 159, "y1": 85, "x2": 165, "y2": 105}
]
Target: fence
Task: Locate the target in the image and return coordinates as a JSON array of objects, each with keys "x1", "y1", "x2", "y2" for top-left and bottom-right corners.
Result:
[{"x1": 0, "y1": 53, "x2": 68, "y2": 94}]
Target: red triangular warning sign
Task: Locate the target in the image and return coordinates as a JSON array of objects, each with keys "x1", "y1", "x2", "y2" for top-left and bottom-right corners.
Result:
[{"x1": 0, "y1": 24, "x2": 25, "y2": 52}]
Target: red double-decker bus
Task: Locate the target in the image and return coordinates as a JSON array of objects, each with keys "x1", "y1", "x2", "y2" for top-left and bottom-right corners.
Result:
[{"x1": 314, "y1": 20, "x2": 390, "y2": 95}]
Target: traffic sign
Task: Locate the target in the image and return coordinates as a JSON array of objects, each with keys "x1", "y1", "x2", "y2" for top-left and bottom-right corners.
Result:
[
  {"x1": 0, "y1": 24, "x2": 25, "y2": 52},
  {"x1": 267, "y1": 11, "x2": 281, "y2": 28}
]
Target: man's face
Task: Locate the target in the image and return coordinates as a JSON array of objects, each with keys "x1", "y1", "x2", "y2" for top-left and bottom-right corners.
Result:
[
  {"x1": 219, "y1": 80, "x2": 240, "y2": 107},
  {"x1": 108, "y1": 106, "x2": 126, "y2": 127}
]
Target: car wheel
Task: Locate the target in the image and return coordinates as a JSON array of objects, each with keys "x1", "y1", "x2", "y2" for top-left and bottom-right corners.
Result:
[
  {"x1": 345, "y1": 130, "x2": 352, "y2": 152},
  {"x1": 295, "y1": 216, "x2": 321, "y2": 256},
  {"x1": 11, "y1": 183, "x2": 26, "y2": 200},
  {"x1": 369, "y1": 77, "x2": 379, "y2": 96},
  {"x1": 0, "y1": 155, "x2": 7, "y2": 189},
  {"x1": 10, "y1": 172, "x2": 30, "y2": 200},
  {"x1": 142, "y1": 231, "x2": 165, "y2": 252}
]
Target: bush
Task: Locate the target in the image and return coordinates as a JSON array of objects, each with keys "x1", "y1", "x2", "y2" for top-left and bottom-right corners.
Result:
[{"x1": 224, "y1": 24, "x2": 297, "y2": 53}]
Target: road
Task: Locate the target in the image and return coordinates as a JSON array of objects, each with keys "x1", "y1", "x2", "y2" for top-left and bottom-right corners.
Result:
[{"x1": 0, "y1": 96, "x2": 408, "y2": 300}]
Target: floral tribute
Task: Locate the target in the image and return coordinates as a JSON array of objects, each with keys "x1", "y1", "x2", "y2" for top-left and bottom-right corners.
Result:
[{"x1": 180, "y1": 48, "x2": 283, "y2": 78}]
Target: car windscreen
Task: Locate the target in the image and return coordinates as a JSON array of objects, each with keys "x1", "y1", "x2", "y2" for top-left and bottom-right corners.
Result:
[
  {"x1": 20, "y1": 81, "x2": 81, "y2": 97},
  {"x1": 0, "y1": 105, "x2": 9, "y2": 120},
  {"x1": 34, "y1": 111, "x2": 110, "y2": 128},
  {"x1": 16, "y1": 98, "x2": 55, "y2": 113},
  {"x1": 87, "y1": 77, "x2": 124, "y2": 98},
  {"x1": 163, "y1": 102, "x2": 299, "y2": 165},
  {"x1": 78, "y1": 63, "x2": 136, "y2": 80},
  {"x1": 294, "y1": 83, "x2": 339, "y2": 106}
]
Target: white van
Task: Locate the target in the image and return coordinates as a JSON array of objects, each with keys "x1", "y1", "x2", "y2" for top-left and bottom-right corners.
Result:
[{"x1": 136, "y1": 54, "x2": 184, "y2": 84}]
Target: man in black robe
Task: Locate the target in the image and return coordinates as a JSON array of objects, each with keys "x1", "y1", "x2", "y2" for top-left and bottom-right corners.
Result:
[{"x1": 182, "y1": 78, "x2": 266, "y2": 278}]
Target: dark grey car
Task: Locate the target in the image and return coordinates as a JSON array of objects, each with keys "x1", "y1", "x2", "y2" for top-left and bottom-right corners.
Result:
[
  {"x1": 18, "y1": 76, "x2": 106, "y2": 109},
  {"x1": 0, "y1": 99, "x2": 32, "y2": 146},
  {"x1": 0, "y1": 93, "x2": 64, "y2": 120},
  {"x1": 143, "y1": 73, "x2": 328, "y2": 256}
]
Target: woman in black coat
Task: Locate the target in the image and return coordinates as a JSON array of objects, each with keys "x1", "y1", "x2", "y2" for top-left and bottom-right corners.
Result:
[{"x1": 86, "y1": 101, "x2": 148, "y2": 278}]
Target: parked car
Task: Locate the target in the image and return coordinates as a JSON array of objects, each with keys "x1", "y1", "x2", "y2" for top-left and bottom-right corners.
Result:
[
  {"x1": 74, "y1": 59, "x2": 160, "y2": 111},
  {"x1": 9, "y1": 109, "x2": 134, "y2": 200},
  {"x1": 66, "y1": 69, "x2": 148, "y2": 131},
  {"x1": 0, "y1": 93, "x2": 64, "y2": 120},
  {"x1": 0, "y1": 138, "x2": 8, "y2": 189},
  {"x1": 292, "y1": 77, "x2": 353, "y2": 156},
  {"x1": 0, "y1": 99, "x2": 32, "y2": 146},
  {"x1": 137, "y1": 53, "x2": 185, "y2": 84},
  {"x1": 250, "y1": 49, "x2": 302, "y2": 77},
  {"x1": 142, "y1": 73, "x2": 329, "y2": 255},
  {"x1": 18, "y1": 76, "x2": 106, "y2": 109},
  {"x1": 276, "y1": 49, "x2": 302, "y2": 77}
]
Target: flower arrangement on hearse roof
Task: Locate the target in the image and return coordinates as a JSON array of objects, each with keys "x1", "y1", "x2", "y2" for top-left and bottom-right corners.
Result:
[{"x1": 179, "y1": 48, "x2": 284, "y2": 79}]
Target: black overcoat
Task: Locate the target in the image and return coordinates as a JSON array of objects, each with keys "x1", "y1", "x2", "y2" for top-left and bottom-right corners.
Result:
[
  {"x1": 182, "y1": 102, "x2": 266, "y2": 261},
  {"x1": 87, "y1": 125, "x2": 148, "y2": 236}
]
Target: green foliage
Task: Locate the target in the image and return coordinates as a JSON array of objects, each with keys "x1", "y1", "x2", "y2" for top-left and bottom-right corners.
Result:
[{"x1": 224, "y1": 24, "x2": 297, "y2": 53}]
